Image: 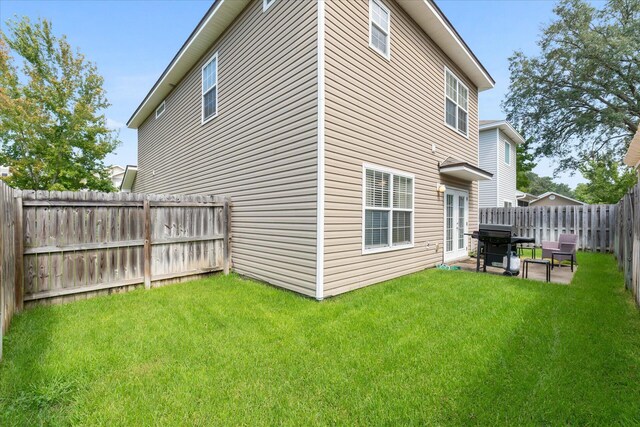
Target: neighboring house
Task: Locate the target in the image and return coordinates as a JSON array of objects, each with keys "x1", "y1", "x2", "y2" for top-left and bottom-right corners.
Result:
[
  {"x1": 624, "y1": 126, "x2": 640, "y2": 178},
  {"x1": 119, "y1": 165, "x2": 138, "y2": 193},
  {"x1": 0, "y1": 166, "x2": 9, "y2": 178},
  {"x1": 528, "y1": 192, "x2": 585, "y2": 207},
  {"x1": 127, "y1": 0, "x2": 495, "y2": 299},
  {"x1": 108, "y1": 165, "x2": 126, "y2": 189},
  {"x1": 477, "y1": 120, "x2": 524, "y2": 208},
  {"x1": 515, "y1": 191, "x2": 537, "y2": 207}
]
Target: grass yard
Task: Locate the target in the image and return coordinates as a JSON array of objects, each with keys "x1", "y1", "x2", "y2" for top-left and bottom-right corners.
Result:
[{"x1": 1, "y1": 252, "x2": 640, "y2": 425}]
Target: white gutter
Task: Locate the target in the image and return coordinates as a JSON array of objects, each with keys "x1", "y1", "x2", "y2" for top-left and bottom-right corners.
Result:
[{"x1": 315, "y1": 0, "x2": 325, "y2": 301}]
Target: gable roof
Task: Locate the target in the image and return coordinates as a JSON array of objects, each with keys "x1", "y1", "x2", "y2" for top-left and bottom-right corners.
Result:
[
  {"x1": 533, "y1": 192, "x2": 585, "y2": 205},
  {"x1": 127, "y1": 0, "x2": 495, "y2": 129},
  {"x1": 624, "y1": 126, "x2": 640, "y2": 169},
  {"x1": 478, "y1": 120, "x2": 525, "y2": 145}
]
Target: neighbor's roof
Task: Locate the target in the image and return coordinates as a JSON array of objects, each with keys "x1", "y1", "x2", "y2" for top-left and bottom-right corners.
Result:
[
  {"x1": 127, "y1": 0, "x2": 495, "y2": 129},
  {"x1": 479, "y1": 120, "x2": 525, "y2": 144},
  {"x1": 623, "y1": 126, "x2": 640, "y2": 168},
  {"x1": 534, "y1": 192, "x2": 585, "y2": 205},
  {"x1": 515, "y1": 191, "x2": 538, "y2": 202}
]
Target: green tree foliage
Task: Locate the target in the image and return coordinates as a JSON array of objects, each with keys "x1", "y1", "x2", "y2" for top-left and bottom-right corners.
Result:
[
  {"x1": 522, "y1": 171, "x2": 576, "y2": 198},
  {"x1": 516, "y1": 138, "x2": 537, "y2": 191},
  {"x1": 574, "y1": 155, "x2": 637, "y2": 203},
  {"x1": 503, "y1": 0, "x2": 640, "y2": 173},
  {"x1": 0, "y1": 17, "x2": 119, "y2": 191}
]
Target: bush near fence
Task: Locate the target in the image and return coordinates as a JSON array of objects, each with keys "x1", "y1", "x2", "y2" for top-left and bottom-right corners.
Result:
[{"x1": 0, "y1": 184, "x2": 231, "y2": 360}]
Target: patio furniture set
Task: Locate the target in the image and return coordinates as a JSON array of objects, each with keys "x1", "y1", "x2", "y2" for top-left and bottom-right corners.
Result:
[{"x1": 472, "y1": 224, "x2": 578, "y2": 283}]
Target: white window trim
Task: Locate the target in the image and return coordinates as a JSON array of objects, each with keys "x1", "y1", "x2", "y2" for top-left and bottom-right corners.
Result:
[
  {"x1": 361, "y1": 163, "x2": 415, "y2": 255},
  {"x1": 201, "y1": 52, "x2": 218, "y2": 125},
  {"x1": 443, "y1": 67, "x2": 469, "y2": 138},
  {"x1": 155, "y1": 101, "x2": 165, "y2": 119},
  {"x1": 504, "y1": 140, "x2": 511, "y2": 166},
  {"x1": 503, "y1": 199, "x2": 514, "y2": 208},
  {"x1": 368, "y1": 0, "x2": 391, "y2": 60},
  {"x1": 263, "y1": 0, "x2": 276, "y2": 12}
]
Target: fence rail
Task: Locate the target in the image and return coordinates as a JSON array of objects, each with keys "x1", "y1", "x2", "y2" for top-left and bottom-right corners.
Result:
[
  {"x1": 479, "y1": 204, "x2": 617, "y2": 252},
  {"x1": 0, "y1": 188, "x2": 231, "y2": 361}
]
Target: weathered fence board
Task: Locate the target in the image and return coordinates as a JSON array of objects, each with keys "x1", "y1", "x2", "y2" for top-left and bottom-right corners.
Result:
[
  {"x1": 615, "y1": 183, "x2": 640, "y2": 307},
  {"x1": 479, "y1": 204, "x2": 616, "y2": 252},
  {"x1": 0, "y1": 181, "x2": 17, "y2": 361}
]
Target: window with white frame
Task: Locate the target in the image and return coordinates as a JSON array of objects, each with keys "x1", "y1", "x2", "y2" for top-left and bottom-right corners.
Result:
[
  {"x1": 369, "y1": 0, "x2": 390, "y2": 59},
  {"x1": 445, "y1": 69, "x2": 468, "y2": 135},
  {"x1": 363, "y1": 166, "x2": 413, "y2": 252},
  {"x1": 155, "y1": 101, "x2": 165, "y2": 119},
  {"x1": 504, "y1": 200, "x2": 513, "y2": 208},
  {"x1": 202, "y1": 53, "x2": 218, "y2": 123},
  {"x1": 263, "y1": 0, "x2": 276, "y2": 12},
  {"x1": 504, "y1": 140, "x2": 511, "y2": 165}
]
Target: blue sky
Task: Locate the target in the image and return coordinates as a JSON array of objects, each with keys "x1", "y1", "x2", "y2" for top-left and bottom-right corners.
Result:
[{"x1": 1, "y1": 0, "x2": 601, "y2": 187}]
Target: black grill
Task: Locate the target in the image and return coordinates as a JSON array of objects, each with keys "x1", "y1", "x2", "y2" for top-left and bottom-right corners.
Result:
[{"x1": 472, "y1": 224, "x2": 535, "y2": 275}]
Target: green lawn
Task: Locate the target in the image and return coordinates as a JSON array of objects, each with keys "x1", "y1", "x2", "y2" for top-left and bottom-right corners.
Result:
[{"x1": 1, "y1": 253, "x2": 640, "y2": 425}]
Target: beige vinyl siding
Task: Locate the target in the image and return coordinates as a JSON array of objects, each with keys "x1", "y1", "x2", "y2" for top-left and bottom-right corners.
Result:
[
  {"x1": 135, "y1": 0, "x2": 319, "y2": 296},
  {"x1": 497, "y1": 130, "x2": 517, "y2": 206},
  {"x1": 323, "y1": 0, "x2": 479, "y2": 296},
  {"x1": 478, "y1": 129, "x2": 498, "y2": 207}
]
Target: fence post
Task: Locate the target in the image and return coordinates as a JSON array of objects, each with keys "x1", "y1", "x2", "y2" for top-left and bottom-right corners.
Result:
[
  {"x1": 143, "y1": 198, "x2": 152, "y2": 290},
  {"x1": 14, "y1": 194, "x2": 23, "y2": 312},
  {"x1": 223, "y1": 197, "x2": 231, "y2": 275}
]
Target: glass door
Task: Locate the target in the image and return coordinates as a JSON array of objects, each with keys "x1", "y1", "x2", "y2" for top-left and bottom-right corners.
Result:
[{"x1": 444, "y1": 189, "x2": 468, "y2": 262}]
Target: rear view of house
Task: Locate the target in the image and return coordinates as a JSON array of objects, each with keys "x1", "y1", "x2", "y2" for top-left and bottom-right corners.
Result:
[
  {"x1": 127, "y1": 0, "x2": 494, "y2": 299},
  {"x1": 478, "y1": 120, "x2": 524, "y2": 208}
]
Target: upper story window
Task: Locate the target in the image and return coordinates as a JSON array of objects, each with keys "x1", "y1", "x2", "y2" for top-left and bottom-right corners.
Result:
[
  {"x1": 363, "y1": 165, "x2": 414, "y2": 253},
  {"x1": 155, "y1": 101, "x2": 165, "y2": 119},
  {"x1": 504, "y1": 140, "x2": 511, "y2": 165},
  {"x1": 369, "y1": 0, "x2": 390, "y2": 59},
  {"x1": 201, "y1": 52, "x2": 218, "y2": 124},
  {"x1": 445, "y1": 69, "x2": 468, "y2": 136},
  {"x1": 263, "y1": 0, "x2": 276, "y2": 12}
]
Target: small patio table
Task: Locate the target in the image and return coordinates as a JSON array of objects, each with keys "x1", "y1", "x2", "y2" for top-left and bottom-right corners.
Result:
[{"x1": 551, "y1": 251, "x2": 575, "y2": 272}]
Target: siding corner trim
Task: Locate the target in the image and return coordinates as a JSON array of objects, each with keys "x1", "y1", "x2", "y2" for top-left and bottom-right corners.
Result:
[{"x1": 316, "y1": 0, "x2": 326, "y2": 301}]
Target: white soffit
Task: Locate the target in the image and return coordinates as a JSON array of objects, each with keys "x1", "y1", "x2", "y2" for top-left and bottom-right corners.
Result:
[
  {"x1": 127, "y1": 0, "x2": 250, "y2": 129},
  {"x1": 440, "y1": 165, "x2": 493, "y2": 181},
  {"x1": 397, "y1": 0, "x2": 494, "y2": 91}
]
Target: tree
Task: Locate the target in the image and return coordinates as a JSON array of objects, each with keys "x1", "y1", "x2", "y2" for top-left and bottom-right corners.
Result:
[
  {"x1": 516, "y1": 137, "x2": 537, "y2": 191},
  {"x1": 574, "y1": 155, "x2": 637, "y2": 203},
  {"x1": 0, "y1": 17, "x2": 119, "y2": 191},
  {"x1": 503, "y1": 0, "x2": 640, "y2": 173},
  {"x1": 523, "y1": 171, "x2": 576, "y2": 198}
]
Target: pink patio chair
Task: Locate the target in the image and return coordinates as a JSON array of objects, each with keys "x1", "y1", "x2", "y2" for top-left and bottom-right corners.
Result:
[{"x1": 541, "y1": 234, "x2": 578, "y2": 262}]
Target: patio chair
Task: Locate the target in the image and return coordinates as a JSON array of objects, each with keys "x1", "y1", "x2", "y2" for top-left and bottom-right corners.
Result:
[{"x1": 541, "y1": 234, "x2": 578, "y2": 263}]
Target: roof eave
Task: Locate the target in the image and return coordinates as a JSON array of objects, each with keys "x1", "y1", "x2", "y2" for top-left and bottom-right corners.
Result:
[
  {"x1": 479, "y1": 120, "x2": 525, "y2": 144},
  {"x1": 127, "y1": 0, "x2": 251, "y2": 129},
  {"x1": 623, "y1": 127, "x2": 640, "y2": 168},
  {"x1": 397, "y1": 0, "x2": 494, "y2": 91}
]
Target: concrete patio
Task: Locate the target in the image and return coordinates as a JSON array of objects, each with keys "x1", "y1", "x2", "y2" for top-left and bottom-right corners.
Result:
[{"x1": 452, "y1": 257, "x2": 577, "y2": 285}]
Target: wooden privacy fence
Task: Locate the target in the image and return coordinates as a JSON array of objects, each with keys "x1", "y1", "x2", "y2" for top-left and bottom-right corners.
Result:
[
  {"x1": 614, "y1": 183, "x2": 640, "y2": 307},
  {"x1": 479, "y1": 204, "x2": 617, "y2": 252},
  {"x1": 0, "y1": 188, "x2": 231, "y2": 361},
  {"x1": 18, "y1": 191, "x2": 231, "y2": 303},
  {"x1": 0, "y1": 181, "x2": 17, "y2": 361}
]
